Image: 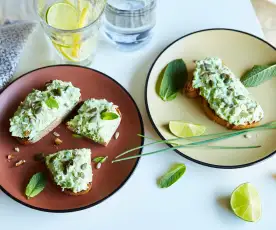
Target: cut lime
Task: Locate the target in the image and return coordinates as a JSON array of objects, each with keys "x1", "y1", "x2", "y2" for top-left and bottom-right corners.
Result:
[
  {"x1": 169, "y1": 121, "x2": 206, "y2": 138},
  {"x1": 53, "y1": 35, "x2": 97, "y2": 62},
  {"x1": 230, "y1": 183, "x2": 261, "y2": 222},
  {"x1": 46, "y1": 2, "x2": 79, "y2": 30}
]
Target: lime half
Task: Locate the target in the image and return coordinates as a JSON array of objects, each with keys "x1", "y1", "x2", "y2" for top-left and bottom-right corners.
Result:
[
  {"x1": 46, "y1": 2, "x2": 79, "y2": 30},
  {"x1": 169, "y1": 121, "x2": 206, "y2": 138},
  {"x1": 230, "y1": 183, "x2": 262, "y2": 222}
]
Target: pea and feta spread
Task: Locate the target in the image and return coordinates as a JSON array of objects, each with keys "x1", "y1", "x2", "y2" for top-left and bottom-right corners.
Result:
[
  {"x1": 45, "y1": 148, "x2": 92, "y2": 193},
  {"x1": 9, "y1": 80, "x2": 81, "y2": 141},
  {"x1": 193, "y1": 57, "x2": 264, "y2": 125},
  {"x1": 67, "y1": 99, "x2": 121, "y2": 145}
]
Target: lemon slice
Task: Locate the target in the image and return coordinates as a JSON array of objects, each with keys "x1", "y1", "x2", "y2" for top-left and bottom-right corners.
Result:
[
  {"x1": 46, "y1": 2, "x2": 79, "y2": 30},
  {"x1": 169, "y1": 121, "x2": 206, "y2": 138},
  {"x1": 230, "y1": 183, "x2": 262, "y2": 222},
  {"x1": 53, "y1": 36, "x2": 97, "y2": 62},
  {"x1": 71, "y1": 6, "x2": 89, "y2": 57}
]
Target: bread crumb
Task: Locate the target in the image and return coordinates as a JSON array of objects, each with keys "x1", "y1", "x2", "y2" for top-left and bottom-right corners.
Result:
[
  {"x1": 96, "y1": 162, "x2": 101, "y2": 169},
  {"x1": 7, "y1": 154, "x2": 15, "y2": 161},
  {"x1": 14, "y1": 147, "x2": 20, "y2": 152},
  {"x1": 15, "y1": 160, "x2": 26, "y2": 167},
  {"x1": 114, "y1": 132, "x2": 120, "y2": 140},
  {"x1": 53, "y1": 132, "x2": 60, "y2": 137},
  {"x1": 54, "y1": 138, "x2": 63, "y2": 145}
]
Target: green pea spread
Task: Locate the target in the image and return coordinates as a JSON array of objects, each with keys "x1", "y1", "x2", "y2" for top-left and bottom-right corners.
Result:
[
  {"x1": 67, "y1": 99, "x2": 121, "y2": 144},
  {"x1": 9, "y1": 80, "x2": 81, "y2": 141},
  {"x1": 193, "y1": 57, "x2": 264, "y2": 125},
  {"x1": 45, "y1": 148, "x2": 92, "y2": 193}
]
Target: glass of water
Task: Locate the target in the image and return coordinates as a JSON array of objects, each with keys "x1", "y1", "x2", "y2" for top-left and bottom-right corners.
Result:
[
  {"x1": 34, "y1": 0, "x2": 106, "y2": 66},
  {"x1": 103, "y1": 0, "x2": 156, "y2": 51}
]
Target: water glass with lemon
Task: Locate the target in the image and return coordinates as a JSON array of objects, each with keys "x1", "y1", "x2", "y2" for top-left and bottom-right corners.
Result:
[{"x1": 34, "y1": 0, "x2": 106, "y2": 66}]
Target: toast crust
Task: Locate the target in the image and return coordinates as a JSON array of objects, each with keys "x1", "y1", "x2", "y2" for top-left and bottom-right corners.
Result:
[
  {"x1": 48, "y1": 169, "x2": 92, "y2": 196},
  {"x1": 66, "y1": 107, "x2": 122, "y2": 146},
  {"x1": 63, "y1": 182, "x2": 92, "y2": 196},
  {"x1": 184, "y1": 80, "x2": 260, "y2": 130}
]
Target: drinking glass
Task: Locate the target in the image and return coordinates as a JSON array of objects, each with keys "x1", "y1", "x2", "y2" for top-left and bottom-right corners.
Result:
[
  {"x1": 103, "y1": 0, "x2": 156, "y2": 51},
  {"x1": 34, "y1": 0, "x2": 106, "y2": 66}
]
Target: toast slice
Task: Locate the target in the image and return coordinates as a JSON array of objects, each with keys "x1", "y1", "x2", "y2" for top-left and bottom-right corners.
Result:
[
  {"x1": 45, "y1": 148, "x2": 93, "y2": 195},
  {"x1": 184, "y1": 57, "x2": 264, "y2": 130},
  {"x1": 9, "y1": 80, "x2": 81, "y2": 144},
  {"x1": 66, "y1": 99, "x2": 122, "y2": 146}
]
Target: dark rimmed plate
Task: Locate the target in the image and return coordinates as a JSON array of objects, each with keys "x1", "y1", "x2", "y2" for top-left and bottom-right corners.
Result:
[
  {"x1": 145, "y1": 29, "x2": 276, "y2": 169},
  {"x1": 0, "y1": 65, "x2": 144, "y2": 212}
]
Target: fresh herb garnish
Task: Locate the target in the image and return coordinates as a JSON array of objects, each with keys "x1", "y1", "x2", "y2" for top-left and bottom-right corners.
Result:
[
  {"x1": 52, "y1": 88, "x2": 62, "y2": 96},
  {"x1": 157, "y1": 59, "x2": 188, "y2": 101},
  {"x1": 112, "y1": 121, "x2": 276, "y2": 163},
  {"x1": 100, "y1": 111, "x2": 119, "y2": 120},
  {"x1": 72, "y1": 134, "x2": 83, "y2": 138},
  {"x1": 45, "y1": 97, "x2": 59, "y2": 109},
  {"x1": 241, "y1": 64, "x2": 276, "y2": 87},
  {"x1": 25, "y1": 172, "x2": 47, "y2": 199},
  {"x1": 93, "y1": 156, "x2": 108, "y2": 163},
  {"x1": 157, "y1": 163, "x2": 186, "y2": 188}
]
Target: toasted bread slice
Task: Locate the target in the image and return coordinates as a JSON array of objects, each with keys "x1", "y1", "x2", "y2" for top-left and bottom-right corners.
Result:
[
  {"x1": 46, "y1": 148, "x2": 93, "y2": 196},
  {"x1": 10, "y1": 80, "x2": 81, "y2": 144},
  {"x1": 185, "y1": 86, "x2": 259, "y2": 130},
  {"x1": 63, "y1": 182, "x2": 92, "y2": 196},
  {"x1": 48, "y1": 171, "x2": 92, "y2": 196},
  {"x1": 16, "y1": 113, "x2": 72, "y2": 145},
  {"x1": 66, "y1": 99, "x2": 122, "y2": 146},
  {"x1": 184, "y1": 58, "x2": 263, "y2": 130}
]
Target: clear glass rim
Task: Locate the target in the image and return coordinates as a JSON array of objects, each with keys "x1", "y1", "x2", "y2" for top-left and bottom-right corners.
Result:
[
  {"x1": 33, "y1": 0, "x2": 106, "y2": 33},
  {"x1": 105, "y1": 0, "x2": 156, "y2": 15}
]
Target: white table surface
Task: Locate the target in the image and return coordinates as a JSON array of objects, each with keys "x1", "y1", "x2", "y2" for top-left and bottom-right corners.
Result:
[{"x1": 1, "y1": 0, "x2": 275, "y2": 229}]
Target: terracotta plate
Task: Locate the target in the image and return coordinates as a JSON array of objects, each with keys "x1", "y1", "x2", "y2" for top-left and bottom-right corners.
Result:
[
  {"x1": 146, "y1": 29, "x2": 276, "y2": 169},
  {"x1": 0, "y1": 65, "x2": 144, "y2": 212}
]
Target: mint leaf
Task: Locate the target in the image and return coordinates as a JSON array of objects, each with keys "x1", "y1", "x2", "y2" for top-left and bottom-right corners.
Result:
[
  {"x1": 158, "y1": 59, "x2": 188, "y2": 101},
  {"x1": 157, "y1": 163, "x2": 186, "y2": 188},
  {"x1": 241, "y1": 64, "x2": 276, "y2": 87},
  {"x1": 25, "y1": 172, "x2": 47, "y2": 199},
  {"x1": 101, "y1": 112, "x2": 119, "y2": 120},
  {"x1": 45, "y1": 97, "x2": 59, "y2": 109},
  {"x1": 93, "y1": 156, "x2": 108, "y2": 163}
]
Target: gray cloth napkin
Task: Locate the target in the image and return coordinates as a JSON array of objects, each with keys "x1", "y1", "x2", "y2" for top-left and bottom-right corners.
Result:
[{"x1": 0, "y1": 20, "x2": 37, "y2": 91}]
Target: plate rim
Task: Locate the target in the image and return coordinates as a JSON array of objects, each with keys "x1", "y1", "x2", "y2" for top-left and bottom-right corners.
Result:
[
  {"x1": 0, "y1": 65, "x2": 145, "y2": 213},
  {"x1": 145, "y1": 28, "x2": 276, "y2": 169}
]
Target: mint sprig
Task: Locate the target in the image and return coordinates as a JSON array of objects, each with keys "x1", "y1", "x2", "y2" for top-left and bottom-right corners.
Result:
[
  {"x1": 93, "y1": 156, "x2": 108, "y2": 163},
  {"x1": 45, "y1": 97, "x2": 59, "y2": 109},
  {"x1": 158, "y1": 163, "x2": 186, "y2": 188},
  {"x1": 241, "y1": 64, "x2": 276, "y2": 87},
  {"x1": 158, "y1": 59, "x2": 188, "y2": 101},
  {"x1": 25, "y1": 172, "x2": 47, "y2": 199},
  {"x1": 101, "y1": 111, "x2": 119, "y2": 120}
]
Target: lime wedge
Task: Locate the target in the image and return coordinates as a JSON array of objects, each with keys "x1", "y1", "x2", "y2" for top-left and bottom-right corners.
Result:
[
  {"x1": 169, "y1": 121, "x2": 206, "y2": 138},
  {"x1": 230, "y1": 183, "x2": 262, "y2": 222},
  {"x1": 46, "y1": 2, "x2": 79, "y2": 30}
]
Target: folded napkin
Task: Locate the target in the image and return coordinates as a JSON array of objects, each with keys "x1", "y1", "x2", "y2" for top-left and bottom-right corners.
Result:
[{"x1": 0, "y1": 20, "x2": 36, "y2": 91}]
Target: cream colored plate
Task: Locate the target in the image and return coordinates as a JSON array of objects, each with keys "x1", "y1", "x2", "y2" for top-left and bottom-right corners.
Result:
[{"x1": 146, "y1": 29, "x2": 276, "y2": 168}]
